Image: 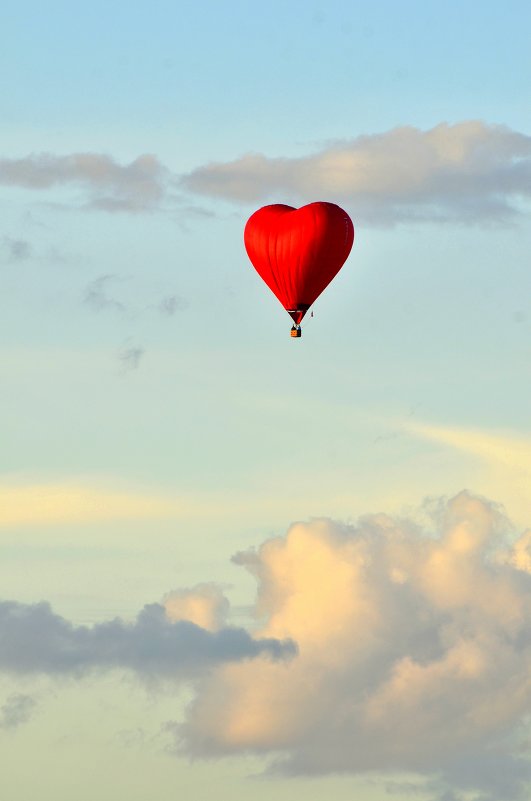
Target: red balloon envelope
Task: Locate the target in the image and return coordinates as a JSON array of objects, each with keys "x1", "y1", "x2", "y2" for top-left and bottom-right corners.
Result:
[{"x1": 244, "y1": 202, "x2": 354, "y2": 325}]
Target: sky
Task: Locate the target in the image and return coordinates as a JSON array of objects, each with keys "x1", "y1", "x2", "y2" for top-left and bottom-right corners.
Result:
[{"x1": 1, "y1": 1, "x2": 531, "y2": 799}]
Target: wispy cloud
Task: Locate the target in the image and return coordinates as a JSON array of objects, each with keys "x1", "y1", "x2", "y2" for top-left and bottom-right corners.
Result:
[
  {"x1": 83, "y1": 275, "x2": 189, "y2": 321},
  {"x1": 117, "y1": 345, "x2": 144, "y2": 372},
  {"x1": 83, "y1": 274, "x2": 126, "y2": 313},
  {"x1": 182, "y1": 121, "x2": 531, "y2": 225},
  {"x1": 0, "y1": 694, "x2": 37, "y2": 731},
  {"x1": 1, "y1": 237, "x2": 32, "y2": 263},
  {"x1": 158, "y1": 294, "x2": 189, "y2": 316}
]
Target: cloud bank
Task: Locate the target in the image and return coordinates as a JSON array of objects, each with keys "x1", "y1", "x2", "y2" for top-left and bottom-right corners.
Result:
[
  {"x1": 0, "y1": 153, "x2": 167, "y2": 212},
  {"x1": 2, "y1": 489, "x2": 531, "y2": 798},
  {"x1": 0, "y1": 593, "x2": 295, "y2": 679},
  {"x1": 2, "y1": 122, "x2": 531, "y2": 225},
  {"x1": 175, "y1": 492, "x2": 531, "y2": 801},
  {"x1": 182, "y1": 121, "x2": 531, "y2": 225}
]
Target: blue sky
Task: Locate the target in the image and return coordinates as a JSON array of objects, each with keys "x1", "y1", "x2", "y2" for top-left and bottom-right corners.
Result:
[{"x1": 2, "y1": 2, "x2": 531, "y2": 800}]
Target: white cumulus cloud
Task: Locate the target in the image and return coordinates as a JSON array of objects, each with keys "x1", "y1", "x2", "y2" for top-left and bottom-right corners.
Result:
[
  {"x1": 176, "y1": 491, "x2": 531, "y2": 800},
  {"x1": 164, "y1": 584, "x2": 229, "y2": 631}
]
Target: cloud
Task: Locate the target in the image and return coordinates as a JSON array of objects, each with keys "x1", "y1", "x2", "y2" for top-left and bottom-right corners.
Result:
[
  {"x1": 83, "y1": 274, "x2": 126, "y2": 313},
  {"x1": 118, "y1": 345, "x2": 144, "y2": 372},
  {"x1": 1, "y1": 237, "x2": 32, "y2": 263},
  {"x1": 0, "y1": 598, "x2": 295, "y2": 679},
  {"x1": 182, "y1": 121, "x2": 531, "y2": 225},
  {"x1": 4, "y1": 122, "x2": 530, "y2": 224},
  {"x1": 83, "y1": 277, "x2": 189, "y2": 321},
  {"x1": 158, "y1": 294, "x2": 189, "y2": 316},
  {"x1": 175, "y1": 491, "x2": 531, "y2": 800},
  {"x1": 0, "y1": 694, "x2": 37, "y2": 730},
  {"x1": 0, "y1": 152, "x2": 168, "y2": 212},
  {"x1": 164, "y1": 584, "x2": 229, "y2": 631}
]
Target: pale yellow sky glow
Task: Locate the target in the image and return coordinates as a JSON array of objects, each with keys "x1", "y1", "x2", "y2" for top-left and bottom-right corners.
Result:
[
  {"x1": 404, "y1": 421, "x2": 531, "y2": 525},
  {"x1": 0, "y1": 482, "x2": 186, "y2": 528},
  {"x1": 405, "y1": 421, "x2": 531, "y2": 475}
]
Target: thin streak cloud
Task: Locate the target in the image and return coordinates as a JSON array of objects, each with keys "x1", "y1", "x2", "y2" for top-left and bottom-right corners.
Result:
[
  {"x1": 405, "y1": 421, "x2": 531, "y2": 475},
  {"x1": 0, "y1": 482, "x2": 185, "y2": 528}
]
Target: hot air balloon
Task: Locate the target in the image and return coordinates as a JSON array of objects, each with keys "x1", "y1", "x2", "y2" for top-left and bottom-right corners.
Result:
[{"x1": 244, "y1": 202, "x2": 354, "y2": 337}]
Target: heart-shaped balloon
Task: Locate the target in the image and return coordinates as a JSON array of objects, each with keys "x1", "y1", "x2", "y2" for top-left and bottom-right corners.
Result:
[{"x1": 244, "y1": 202, "x2": 354, "y2": 324}]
